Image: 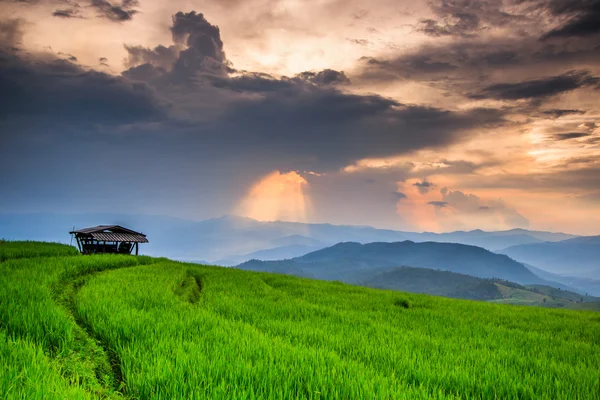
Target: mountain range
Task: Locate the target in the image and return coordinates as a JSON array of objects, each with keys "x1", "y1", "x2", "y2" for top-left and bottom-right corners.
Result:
[
  {"x1": 2, "y1": 212, "x2": 597, "y2": 302},
  {"x1": 239, "y1": 241, "x2": 546, "y2": 285},
  {"x1": 0, "y1": 213, "x2": 578, "y2": 264},
  {"x1": 359, "y1": 266, "x2": 598, "y2": 308},
  {"x1": 237, "y1": 242, "x2": 598, "y2": 307},
  {"x1": 500, "y1": 236, "x2": 600, "y2": 279}
]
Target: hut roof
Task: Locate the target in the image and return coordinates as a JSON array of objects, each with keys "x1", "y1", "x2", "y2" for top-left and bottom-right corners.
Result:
[{"x1": 70, "y1": 225, "x2": 149, "y2": 243}]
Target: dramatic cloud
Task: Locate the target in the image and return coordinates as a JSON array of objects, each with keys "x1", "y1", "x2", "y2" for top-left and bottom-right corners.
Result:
[
  {"x1": 540, "y1": 109, "x2": 586, "y2": 118},
  {"x1": 416, "y1": 0, "x2": 600, "y2": 41},
  {"x1": 552, "y1": 132, "x2": 591, "y2": 140},
  {"x1": 124, "y1": 44, "x2": 178, "y2": 70},
  {"x1": 396, "y1": 180, "x2": 530, "y2": 232},
  {"x1": 216, "y1": 94, "x2": 505, "y2": 168},
  {"x1": 414, "y1": 180, "x2": 435, "y2": 195},
  {"x1": 428, "y1": 201, "x2": 447, "y2": 207},
  {"x1": 90, "y1": 0, "x2": 139, "y2": 22},
  {"x1": 0, "y1": 50, "x2": 167, "y2": 128},
  {"x1": 1, "y1": 1, "x2": 599, "y2": 234},
  {"x1": 541, "y1": 0, "x2": 600, "y2": 39},
  {"x1": 469, "y1": 71, "x2": 599, "y2": 100},
  {"x1": 355, "y1": 32, "x2": 600, "y2": 100},
  {"x1": 52, "y1": 7, "x2": 82, "y2": 19},
  {"x1": 116, "y1": 12, "x2": 507, "y2": 169},
  {"x1": 124, "y1": 11, "x2": 229, "y2": 81},
  {"x1": 415, "y1": 0, "x2": 528, "y2": 38},
  {"x1": 295, "y1": 69, "x2": 350, "y2": 86},
  {"x1": 0, "y1": 18, "x2": 23, "y2": 48},
  {"x1": 440, "y1": 187, "x2": 529, "y2": 229}
]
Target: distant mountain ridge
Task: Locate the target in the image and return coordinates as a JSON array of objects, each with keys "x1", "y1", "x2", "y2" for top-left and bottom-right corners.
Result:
[
  {"x1": 237, "y1": 241, "x2": 597, "y2": 306},
  {"x1": 0, "y1": 213, "x2": 579, "y2": 264},
  {"x1": 359, "y1": 266, "x2": 598, "y2": 307},
  {"x1": 238, "y1": 240, "x2": 545, "y2": 285},
  {"x1": 360, "y1": 266, "x2": 507, "y2": 300},
  {"x1": 500, "y1": 236, "x2": 600, "y2": 279}
]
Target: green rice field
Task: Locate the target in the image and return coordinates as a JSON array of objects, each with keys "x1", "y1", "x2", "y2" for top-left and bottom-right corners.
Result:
[{"x1": 1, "y1": 241, "x2": 599, "y2": 399}]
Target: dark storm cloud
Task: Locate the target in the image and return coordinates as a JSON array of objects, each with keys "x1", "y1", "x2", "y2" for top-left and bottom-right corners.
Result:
[
  {"x1": 413, "y1": 180, "x2": 434, "y2": 195},
  {"x1": 1, "y1": 11, "x2": 506, "y2": 173},
  {"x1": 52, "y1": 8, "x2": 82, "y2": 18},
  {"x1": 355, "y1": 21, "x2": 600, "y2": 95},
  {"x1": 123, "y1": 11, "x2": 230, "y2": 82},
  {"x1": 355, "y1": 40, "x2": 528, "y2": 86},
  {"x1": 0, "y1": 48, "x2": 167, "y2": 127},
  {"x1": 541, "y1": 0, "x2": 600, "y2": 39},
  {"x1": 124, "y1": 44, "x2": 178, "y2": 70},
  {"x1": 121, "y1": 13, "x2": 508, "y2": 168},
  {"x1": 207, "y1": 69, "x2": 350, "y2": 93},
  {"x1": 371, "y1": 55, "x2": 457, "y2": 75},
  {"x1": 552, "y1": 132, "x2": 591, "y2": 140},
  {"x1": 415, "y1": 0, "x2": 600, "y2": 43},
  {"x1": 122, "y1": 62, "x2": 167, "y2": 81},
  {"x1": 428, "y1": 201, "x2": 448, "y2": 207},
  {"x1": 169, "y1": 10, "x2": 226, "y2": 69},
  {"x1": 90, "y1": 0, "x2": 138, "y2": 22},
  {"x1": 540, "y1": 109, "x2": 586, "y2": 118},
  {"x1": 393, "y1": 192, "x2": 408, "y2": 200},
  {"x1": 171, "y1": 11, "x2": 223, "y2": 52},
  {"x1": 1, "y1": 0, "x2": 137, "y2": 21},
  {"x1": 417, "y1": 14, "x2": 480, "y2": 38},
  {"x1": 295, "y1": 69, "x2": 350, "y2": 86},
  {"x1": 469, "y1": 71, "x2": 599, "y2": 100},
  {"x1": 208, "y1": 72, "x2": 296, "y2": 92},
  {"x1": 214, "y1": 88, "x2": 506, "y2": 168},
  {"x1": 0, "y1": 18, "x2": 23, "y2": 48},
  {"x1": 416, "y1": 0, "x2": 522, "y2": 38},
  {"x1": 359, "y1": 54, "x2": 457, "y2": 82}
]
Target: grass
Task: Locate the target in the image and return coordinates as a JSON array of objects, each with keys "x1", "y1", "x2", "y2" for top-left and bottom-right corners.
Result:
[
  {"x1": 0, "y1": 240, "x2": 78, "y2": 261},
  {"x1": 1, "y1": 242, "x2": 599, "y2": 399}
]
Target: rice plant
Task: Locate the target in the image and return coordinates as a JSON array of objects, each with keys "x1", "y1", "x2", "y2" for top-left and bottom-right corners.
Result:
[{"x1": 1, "y1": 242, "x2": 599, "y2": 399}]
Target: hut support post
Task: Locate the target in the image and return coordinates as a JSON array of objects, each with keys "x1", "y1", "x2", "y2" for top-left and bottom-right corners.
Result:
[{"x1": 135, "y1": 242, "x2": 139, "y2": 255}]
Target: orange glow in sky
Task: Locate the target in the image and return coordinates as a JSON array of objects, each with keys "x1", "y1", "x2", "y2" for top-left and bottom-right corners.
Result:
[{"x1": 239, "y1": 171, "x2": 310, "y2": 222}]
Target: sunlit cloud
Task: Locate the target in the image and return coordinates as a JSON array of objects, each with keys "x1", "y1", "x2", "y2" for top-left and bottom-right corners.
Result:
[
  {"x1": 395, "y1": 179, "x2": 529, "y2": 232},
  {"x1": 238, "y1": 170, "x2": 311, "y2": 222},
  {"x1": 2, "y1": 0, "x2": 599, "y2": 235}
]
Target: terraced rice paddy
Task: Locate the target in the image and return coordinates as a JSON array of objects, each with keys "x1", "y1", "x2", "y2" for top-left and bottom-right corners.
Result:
[{"x1": 1, "y1": 242, "x2": 599, "y2": 399}]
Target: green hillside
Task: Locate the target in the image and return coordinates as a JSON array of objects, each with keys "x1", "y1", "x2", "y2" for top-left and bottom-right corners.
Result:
[
  {"x1": 357, "y1": 266, "x2": 599, "y2": 307},
  {"x1": 239, "y1": 241, "x2": 545, "y2": 285},
  {"x1": 0, "y1": 240, "x2": 78, "y2": 261},
  {"x1": 490, "y1": 284, "x2": 600, "y2": 310},
  {"x1": 1, "y1": 242, "x2": 599, "y2": 399}
]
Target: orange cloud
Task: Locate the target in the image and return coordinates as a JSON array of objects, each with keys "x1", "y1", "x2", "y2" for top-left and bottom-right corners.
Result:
[
  {"x1": 395, "y1": 179, "x2": 529, "y2": 232},
  {"x1": 238, "y1": 170, "x2": 311, "y2": 222}
]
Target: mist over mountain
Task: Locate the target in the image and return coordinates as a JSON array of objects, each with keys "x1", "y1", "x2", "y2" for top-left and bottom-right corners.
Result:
[
  {"x1": 238, "y1": 241, "x2": 545, "y2": 285},
  {"x1": 501, "y1": 236, "x2": 600, "y2": 279},
  {"x1": 2, "y1": 212, "x2": 595, "y2": 300},
  {"x1": 359, "y1": 266, "x2": 597, "y2": 306},
  {"x1": 359, "y1": 266, "x2": 506, "y2": 300},
  {"x1": 0, "y1": 213, "x2": 578, "y2": 264},
  {"x1": 521, "y1": 264, "x2": 600, "y2": 296}
]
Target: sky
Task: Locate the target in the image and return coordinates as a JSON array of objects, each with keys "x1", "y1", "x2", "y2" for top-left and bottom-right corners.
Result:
[{"x1": 1, "y1": 0, "x2": 599, "y2": 234}]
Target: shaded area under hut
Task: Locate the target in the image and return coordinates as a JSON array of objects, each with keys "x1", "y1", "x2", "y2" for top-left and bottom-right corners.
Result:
[{"x1": 70, "y1": 225, "x2": 148, "y2": 255}]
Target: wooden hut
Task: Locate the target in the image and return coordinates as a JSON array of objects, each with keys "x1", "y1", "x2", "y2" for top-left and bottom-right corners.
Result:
[{"x1": 70, "y1": 225, "x2": 148, "y2": 255}]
